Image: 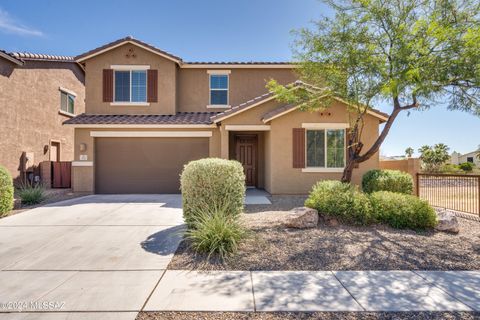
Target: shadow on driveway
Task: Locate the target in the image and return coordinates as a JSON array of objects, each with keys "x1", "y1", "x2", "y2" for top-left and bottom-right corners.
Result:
[{"x1": 141, "y1": 224, "x2": 186, "y2": 256}]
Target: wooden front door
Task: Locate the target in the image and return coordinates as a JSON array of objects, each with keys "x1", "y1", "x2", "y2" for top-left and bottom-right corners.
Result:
[{"x1": 235, "y1": 135, "x2": 257, "y2": 187}]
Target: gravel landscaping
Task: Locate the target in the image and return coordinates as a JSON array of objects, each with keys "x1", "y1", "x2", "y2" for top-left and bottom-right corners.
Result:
[
  {"x1": 168, "y1": 196, "x2": 480, "y2": 271},
  {"x1": 138, "y1": 311, "x2": 480, "y2": 320},
  {"x1": 5, "y1": 189, "x2": 89, "y2": 217}
]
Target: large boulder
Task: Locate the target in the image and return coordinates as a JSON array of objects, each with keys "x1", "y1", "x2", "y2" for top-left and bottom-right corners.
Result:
[
  {"x1": 284, "y1": 207, "x2": 319, "y2": 229},
  {"x1": 435, "y1": 210, "x2": 459, "y2": 233}
]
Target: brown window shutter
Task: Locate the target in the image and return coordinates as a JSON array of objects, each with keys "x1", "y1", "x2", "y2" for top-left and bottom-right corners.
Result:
[
  {"x1": 102, "y1": 69, "x2": 113, "y2": 102},
  {"x1": 292, "y1": 128, "x2": 306, "y2": 168},
  {"x1": 147, "y1": 69, "x2": 158, "y2": 102}
]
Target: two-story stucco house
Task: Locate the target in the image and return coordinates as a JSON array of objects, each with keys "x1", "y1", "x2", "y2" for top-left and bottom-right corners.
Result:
[
  {"x1": 0, "y1": 50, "x2": 85, "y2": 184},
  {"x1": 65, "y1": 36, "x2": 388, "y2": 194}
]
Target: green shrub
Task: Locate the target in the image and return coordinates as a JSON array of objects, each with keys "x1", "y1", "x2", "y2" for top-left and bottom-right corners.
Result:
[
  {"x1": 459, "y1": 162, "x2": 474, "y2": 172},
  {"x1": 439, "y1": 163, "x2": 463, "y2": 174},
  {"x1": 18, "y1": 183, "x2": 46, "y2": 205},
  {"x1": 0, "y1": 166, "x2": 14, "y2": 216},
  {"x1": 362, "y1": 169, "x2": 413, "y2": 194},
  {"x1": 370, "y1": 191, "x2": 437, "y2": 229},
  {"x1": 186, "y1": 203, "x2": 246, "y2": 260},
  {"x1": 181, "y1": 158, "x2": 245, "y2": 228},
  {"x1": 305, "y1": 180, "x2": 373, "y2": 225}
]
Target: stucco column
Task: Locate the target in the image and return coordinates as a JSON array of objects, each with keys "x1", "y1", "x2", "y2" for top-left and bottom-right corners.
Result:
[{"x1": 220, "y1": 125, "x2": 229, "y2": 159}]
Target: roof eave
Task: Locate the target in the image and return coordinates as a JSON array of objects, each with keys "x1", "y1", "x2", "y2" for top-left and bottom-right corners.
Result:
[
  {"x1": 0, "y1": 51, "x2": 23, "y2": 66},
  {"x1": 75, "y1": 38, "x2": 182, "y2": 65}
]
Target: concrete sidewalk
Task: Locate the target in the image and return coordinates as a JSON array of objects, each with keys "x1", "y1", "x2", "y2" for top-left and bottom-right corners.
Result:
[
  {"x1": 143, "y1": 270, "x2": 479, "y2": 312},
  {"x1": 0, "y1": 270, "x2": 478, "y2": 319}
]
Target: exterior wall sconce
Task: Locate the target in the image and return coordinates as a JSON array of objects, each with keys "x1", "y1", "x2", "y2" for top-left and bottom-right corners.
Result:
[{"x1": 79, "y1": 143, "x2": 87, "y2": 152}]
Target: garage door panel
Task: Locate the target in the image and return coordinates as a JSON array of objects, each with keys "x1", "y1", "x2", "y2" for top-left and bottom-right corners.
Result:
[{"x1": 95, "y1": 137, "x2": 209, "y2": 194}]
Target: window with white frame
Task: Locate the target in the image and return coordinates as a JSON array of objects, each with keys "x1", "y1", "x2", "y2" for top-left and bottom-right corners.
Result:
[
  {"x1": 306, "y1": 129, "x2": 345, "y2": 168},
  {"x1": 114, "y1": 70, "x2": 147, "y2": 103},
  {"x1": 60, "y1": 90, "x2": 75, "y2": 114},
  {"x1": 209, "y1": 74, "x2": 229, "y2": 105}
]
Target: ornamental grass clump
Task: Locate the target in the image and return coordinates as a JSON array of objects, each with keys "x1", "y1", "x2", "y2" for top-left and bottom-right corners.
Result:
[
  {"x1": 186, "y1": 201, "x2": 246, "y2": 261},
  {"x1": 18, "y1": 183, "x2": 46, "y2": 205}
]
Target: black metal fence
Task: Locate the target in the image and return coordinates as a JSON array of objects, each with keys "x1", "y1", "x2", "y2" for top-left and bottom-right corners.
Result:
[{"x1": 417, "y1": 173, "x2": 480, "y2": 215}]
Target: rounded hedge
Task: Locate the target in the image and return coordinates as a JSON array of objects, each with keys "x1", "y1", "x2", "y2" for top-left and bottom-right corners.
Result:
[
  {"x1": 0, "y1": 166, "x2": 14, "y2": 216},
  {"x1": 370, "y1": 191, "x2": 437, "y2": 229},
  {"x1": 305, "y1": 180, "x2": 373, "y2": 225},
  {"x1": 362, "y1": 169, "x2": 413, "y2": 194},
  {"x1": 181, "y1": 158, "x2": 245, "y2": 228},
  {"x1": 459, "y1": 162, "x2": 474, "y2": 172}
]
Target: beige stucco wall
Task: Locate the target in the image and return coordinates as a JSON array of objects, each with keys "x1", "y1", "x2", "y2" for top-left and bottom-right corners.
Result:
[
  {"x1": 217, "y1": 100, "x2": 380, "y2": 194},
  {"x1": 0, "y1": 59, "x2": 85, "y2": 181},
  {"x1": 83, "y1": 43, "x2": 177, "y2": 115},
  {"x1": 71, "y1": 127, "x2": 220, "y2": 192},
  {"x1": 269, "y1": 105, "x2": 380, "y2": 194},
  {"x1": 177, "y1": 68, "x2": 296, "y2": 112}
]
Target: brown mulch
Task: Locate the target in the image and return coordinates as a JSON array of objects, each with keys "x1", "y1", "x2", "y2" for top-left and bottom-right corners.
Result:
[
  {"x1": 137, "y1": 311, "x2": 480, "y2": 320},
  {"x1": 168, "y1": 196, "x2": 480, "y2": 271}
]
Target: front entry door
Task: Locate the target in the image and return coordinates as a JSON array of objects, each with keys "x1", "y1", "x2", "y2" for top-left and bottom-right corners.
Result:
[{"x1": 235, "y1": 135, "x2": 257, "y2": 187}]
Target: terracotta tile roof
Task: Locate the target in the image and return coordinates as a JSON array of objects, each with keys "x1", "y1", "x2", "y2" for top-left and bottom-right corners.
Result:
[
  {"x1": 210, "y1": 92, "x2": 276, "y2": 122},
  {"x1": 185, "y1": 61, "x2": 294, "y2": 65},
  {"x1": 0, "y1": 50, "x2": 23, "y2": 65},
  {"x1": 261, "y1": 104, "x2": 297, "y2": 122},
  {"x1": 210, "y1": 81, "x2": 307, "y2": 123},
  {"x1": 75, "y1": 36, "x2": 183, "y2": 63},
  {"x1": 211, "y1": 81, "x2": 389, "y2": 123},
  {"x1": 63, "y1": 112, "x2": 219, "y2": 125},
  {"x1": 11, "y1": 52, "x2": 75, "y2": 62}
]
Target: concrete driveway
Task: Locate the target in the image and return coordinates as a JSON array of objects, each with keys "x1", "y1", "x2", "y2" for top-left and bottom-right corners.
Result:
[{"x1": 0, "y1": 194, "x2": 185, "y2": 320}]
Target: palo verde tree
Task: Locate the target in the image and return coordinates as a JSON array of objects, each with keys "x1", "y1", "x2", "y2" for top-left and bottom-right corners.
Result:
[{"x1": 268, "y1": 0, "x2": 480, "y2": 182}]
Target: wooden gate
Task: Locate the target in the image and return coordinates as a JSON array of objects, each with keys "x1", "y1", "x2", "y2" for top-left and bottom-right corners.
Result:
[
  {"x1": 52, "y1": 161, "x2": 71, "y2": 188},
  {"x1": 417, "y1": 173, "x2": 480, "y2": 215}
]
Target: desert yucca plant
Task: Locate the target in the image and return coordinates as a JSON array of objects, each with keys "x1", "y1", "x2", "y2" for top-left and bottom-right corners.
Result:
[
  {"x1": 186, "y1": 200, "x2": 246, "y2": 261},
  {"x1": 18, "y1": 182, "x2": 46, "y2": 205}
]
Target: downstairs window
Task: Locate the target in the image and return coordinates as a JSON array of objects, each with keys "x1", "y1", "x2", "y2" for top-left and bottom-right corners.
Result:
[{"x1": 306, "y1": 129, "x2": 345, "y2": 168}]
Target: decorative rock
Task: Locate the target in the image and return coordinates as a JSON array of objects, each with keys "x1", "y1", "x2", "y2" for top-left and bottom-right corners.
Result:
[
  {"x1": 435, "y1": 210, "x2": 459, "y2": 233},
  {"x1": 284, "y1": 207, "x2": 319, "y2": 229}
]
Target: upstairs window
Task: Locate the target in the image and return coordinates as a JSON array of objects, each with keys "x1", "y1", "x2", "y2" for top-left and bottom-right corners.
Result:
[
  {"x1": 60, "y1": 89, "x2": 75, "y2": 115},
  {"x1": 114, "y1": 70, "x2": 147, "y2": 103},
  {"x1": 306, "y1": 129, "x2": 345, "y2": 168},
  {"x1": 209, "y1": 74, "x2": 229, "y2": 106}
]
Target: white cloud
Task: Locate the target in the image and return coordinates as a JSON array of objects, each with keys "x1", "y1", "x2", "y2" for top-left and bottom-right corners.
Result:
[{"x1": 0, "y1": 8, "x2": 43, "y2": 36}]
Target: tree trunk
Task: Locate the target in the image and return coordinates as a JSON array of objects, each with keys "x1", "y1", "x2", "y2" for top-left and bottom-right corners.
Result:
[
  {"x1": 341, "y1": 105, "x2": 402, "y2": 183},
  {"x1": 341, "y1": 159, "x2": 357, "y2": 182}
]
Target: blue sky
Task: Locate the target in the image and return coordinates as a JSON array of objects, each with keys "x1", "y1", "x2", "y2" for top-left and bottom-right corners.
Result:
[{"x1": 1, "y1": 0, "x2": 478, "y2": 156}]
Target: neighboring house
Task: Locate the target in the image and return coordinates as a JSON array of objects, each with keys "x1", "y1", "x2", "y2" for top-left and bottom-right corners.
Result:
[
  {"x1": 0, "y1": 50, "x2": 85, "y2": 184},
  {"x1": 64, "y1": 37, "x2": 387, "y2": 194},
  {"x1": 451, "y1": 151, "x2": 480, "y2": 167}
]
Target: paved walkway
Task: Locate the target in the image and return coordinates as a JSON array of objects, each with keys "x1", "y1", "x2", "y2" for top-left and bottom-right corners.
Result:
[
  {"x1": 144, "y1": 270, "x2": 479, "y2": 312},
  {"x1": 2, "y1": 270, "x2": 478, "y2": 318}
]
